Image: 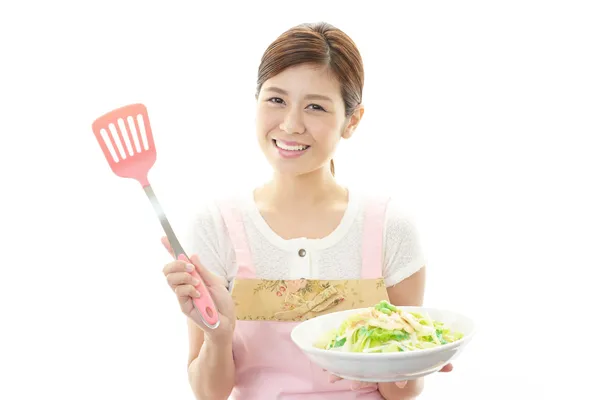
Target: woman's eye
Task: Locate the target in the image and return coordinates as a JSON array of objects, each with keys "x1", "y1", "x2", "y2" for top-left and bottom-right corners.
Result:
[
  {"x1": 307, "y1": 104, "x2": 326, "y2": 112},
  {"x1": 268, "y1": 97, "x2": 285, "y2": 104}
]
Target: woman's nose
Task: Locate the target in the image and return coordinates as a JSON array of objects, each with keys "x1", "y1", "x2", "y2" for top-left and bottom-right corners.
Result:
[{"x1": 279, "y1": 108, "x2": 306, "y2": 135}]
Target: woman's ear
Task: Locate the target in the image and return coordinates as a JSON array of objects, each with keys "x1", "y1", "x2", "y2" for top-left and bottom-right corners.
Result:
[{"x1": 342, "y1": 105, "x2": 365, "y2": 139}]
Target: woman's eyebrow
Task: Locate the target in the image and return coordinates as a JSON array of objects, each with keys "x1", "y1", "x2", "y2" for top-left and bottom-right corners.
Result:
[{"x1": 264, "y1": 86, "x2": 333, "y2": 103}]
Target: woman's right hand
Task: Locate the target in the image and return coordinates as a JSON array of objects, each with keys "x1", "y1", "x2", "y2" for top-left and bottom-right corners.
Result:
[{"x1": 161, "y1": 236, "x2": 236, "y2": 343}]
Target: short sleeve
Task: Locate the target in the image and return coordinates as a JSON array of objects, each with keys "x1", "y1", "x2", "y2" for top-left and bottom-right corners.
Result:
[
  {"x1": 382, "y1": 199, "x2": 426, "y2": 287},
  {"x1": 181, "y1": 200, "x2": 237, "y2": 287}
]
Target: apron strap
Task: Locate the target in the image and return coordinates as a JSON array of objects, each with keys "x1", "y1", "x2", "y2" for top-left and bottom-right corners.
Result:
[
  {"x1": 361, "y1": 196, "x2": 391, "y2": 279},
  {"x1": 216, "y1": 199, "x2": 256, "y2": 279}
]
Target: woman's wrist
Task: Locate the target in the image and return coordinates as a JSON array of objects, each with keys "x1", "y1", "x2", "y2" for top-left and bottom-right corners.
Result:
[{"x1": 204, "y1": 330, "x2": 234, "y2": 347}]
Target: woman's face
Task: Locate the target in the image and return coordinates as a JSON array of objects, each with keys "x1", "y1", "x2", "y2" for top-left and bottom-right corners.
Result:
[{"x1": 255, "y1": 63, "x2": 361, "y2": 176}]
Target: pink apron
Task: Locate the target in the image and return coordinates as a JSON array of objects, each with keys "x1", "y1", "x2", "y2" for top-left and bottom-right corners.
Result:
[{"x1": 217, "y1": 197, "x2": 390, "y2": 399}]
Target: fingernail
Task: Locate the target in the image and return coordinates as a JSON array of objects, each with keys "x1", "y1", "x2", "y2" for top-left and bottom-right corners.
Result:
[
  {"x1": 396, "y1": 381, "x2": 407, "y2": 388},
  {"x1": 194, "y1": 290, "x2": 201, "y2": 297},
  {"x1": 186, "y1": 264, "x2": 194, "y2": 271},
  {"x1": 191, "y1": 278, "x2": 200, "y2": 286}
]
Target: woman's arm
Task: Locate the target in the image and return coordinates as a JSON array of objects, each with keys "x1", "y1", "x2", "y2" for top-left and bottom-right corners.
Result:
[
  {"x1": 179, "y1": 202, "x2": 237, "y2": 399},
  {"x1": 378, "y1": 267, "x2": 427, "y2": 400},
  {"x1": 187, "y1": 320, "x2": 235, "y2": 400}
]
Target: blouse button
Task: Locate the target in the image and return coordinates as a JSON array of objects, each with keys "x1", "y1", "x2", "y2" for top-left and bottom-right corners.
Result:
[{"x1": 298, "y1": 248, "x2": 306, "y2": 257}]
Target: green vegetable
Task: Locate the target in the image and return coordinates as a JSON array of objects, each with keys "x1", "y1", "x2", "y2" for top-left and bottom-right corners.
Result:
[{"x1": 315, "y1": 301, "x2": 464, "y2": 353}]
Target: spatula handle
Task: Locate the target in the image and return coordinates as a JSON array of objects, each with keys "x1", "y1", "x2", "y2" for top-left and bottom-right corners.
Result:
[
  {"x1": 176, "y1": 253, "x2": 221, "y2": 329},
  {"x1": 143, "y1": 185, "x2": 220, "y2": 329}
]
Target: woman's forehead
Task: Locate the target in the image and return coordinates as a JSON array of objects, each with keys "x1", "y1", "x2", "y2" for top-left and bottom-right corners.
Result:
[{"x1": 262, "y1": 64, "x2": 342, "y2": 98}]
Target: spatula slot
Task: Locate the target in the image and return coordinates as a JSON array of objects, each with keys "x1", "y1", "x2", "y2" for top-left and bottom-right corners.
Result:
[
  {"x1": 108, "y1": 123, "x2": 127, "y2": 160},
  {"x1": 126, "y1": 116, "x2": 142, "y2": 153},
  {"x1": 99, "y1": 128, "x2": 120, "y2": 163},
  {"x1": 136, "y1": 113, "x2": 150, "y2": 151},
  {"x1": 117, "y1": 118, "x2": 135, "y2": 156}
]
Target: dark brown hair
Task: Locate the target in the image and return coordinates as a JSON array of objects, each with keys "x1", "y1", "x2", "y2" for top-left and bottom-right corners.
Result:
[{"x1": 256, "y1": 22, "x2": 365, "y2": 176}]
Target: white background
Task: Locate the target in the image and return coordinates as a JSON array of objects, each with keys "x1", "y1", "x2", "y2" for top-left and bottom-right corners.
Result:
[{"x1": 1, "y1": 1, "x2": 599, "y2": 399}]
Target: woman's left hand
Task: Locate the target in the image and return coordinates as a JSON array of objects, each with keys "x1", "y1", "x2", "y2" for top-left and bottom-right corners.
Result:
[{"x1": 328, "y1": 363, "x2": 454, "y2": 391}]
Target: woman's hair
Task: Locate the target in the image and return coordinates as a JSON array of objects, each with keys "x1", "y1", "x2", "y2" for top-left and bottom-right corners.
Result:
[{"x1": 256, "y1": 22, "x2": 365, "y2": 176}]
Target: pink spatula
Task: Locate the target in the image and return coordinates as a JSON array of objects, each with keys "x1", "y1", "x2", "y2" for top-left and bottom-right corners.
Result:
[{"x1": 91, "y1": 103, "x2": 220, "y2": 329}]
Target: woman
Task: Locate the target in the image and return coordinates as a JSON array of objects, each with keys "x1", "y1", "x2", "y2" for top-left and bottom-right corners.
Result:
[{"x1": 162, "y1": 21, "x2": 452, "y2": 399}]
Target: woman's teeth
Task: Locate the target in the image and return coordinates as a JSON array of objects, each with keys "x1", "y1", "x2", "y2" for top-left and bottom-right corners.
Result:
[{"x1": 275, "y1": 140, "x2": 309, "y2": 151}]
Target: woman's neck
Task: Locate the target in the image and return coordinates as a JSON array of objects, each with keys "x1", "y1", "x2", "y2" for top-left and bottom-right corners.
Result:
[{"x1": 255, "y1": 166, "x2": 347, "y2": 212}]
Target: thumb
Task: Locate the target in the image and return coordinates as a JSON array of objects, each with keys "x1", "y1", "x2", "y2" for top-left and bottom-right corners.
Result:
[
  {"x1": 189, "y1": 254, "x2": 226, "y2": 287},
  {"x1": 440, "y1": 363, "x2": 454, "y2": 373},
  {"x1": 160, "y1": 236, "x2": 175, "y2": 258}
]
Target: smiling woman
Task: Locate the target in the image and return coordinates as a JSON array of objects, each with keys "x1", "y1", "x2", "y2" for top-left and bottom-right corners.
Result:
[
  {"x1": 162, "y1": 21, "x2": 438, "y2": 400},
  {"x1": 255, "y1": 22, "x2": 365, "y2": 177}
]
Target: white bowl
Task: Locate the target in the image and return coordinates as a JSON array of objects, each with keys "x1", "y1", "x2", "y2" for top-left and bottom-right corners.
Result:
[{"x1": 290, "y1": 306, "x2": 476, "y2": 382}]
